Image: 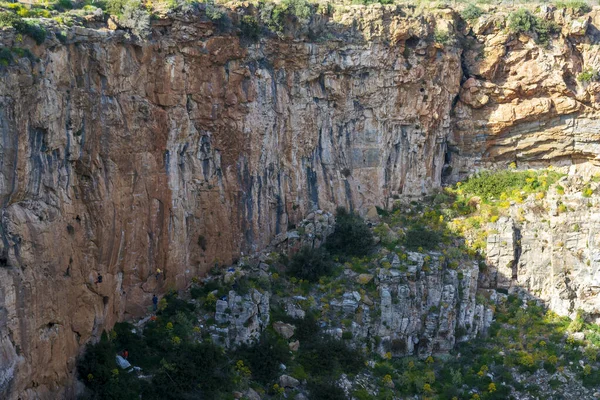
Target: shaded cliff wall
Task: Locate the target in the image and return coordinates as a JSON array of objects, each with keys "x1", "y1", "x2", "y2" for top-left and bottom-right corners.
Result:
[{"x1": 0, "y1": 8, "x2": 461, "y2": 399}]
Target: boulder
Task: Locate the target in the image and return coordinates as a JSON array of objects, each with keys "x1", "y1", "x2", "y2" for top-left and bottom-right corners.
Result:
[
  {"x1": 279, "y1": 374, "x2": 300, "y2": 388},
  {"x1": 273, "y1": 322, "x2": 296, "y2": 339}
]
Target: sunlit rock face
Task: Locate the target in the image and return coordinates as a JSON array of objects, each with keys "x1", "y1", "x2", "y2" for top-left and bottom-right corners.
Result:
[{"x1": 2, "y1": 4, "x2": 600, "y2": 398}]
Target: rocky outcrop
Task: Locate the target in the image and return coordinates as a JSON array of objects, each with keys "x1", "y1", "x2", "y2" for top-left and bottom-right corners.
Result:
[
  {"x1": 484, "y1": 173, "x2": 600, "y2": 321},
  {"x1": 451, "y1": 7, "x2": 600, "y2": 178},
  {"x1": 2, "y1": 3, "x2": 600, "y2": 398},
  {"x1": 213, "y1": 289, "x2": 270, "y2": 346},
  {"x1": 350, "y1": 252, "x2": 491, "y2": 358}
]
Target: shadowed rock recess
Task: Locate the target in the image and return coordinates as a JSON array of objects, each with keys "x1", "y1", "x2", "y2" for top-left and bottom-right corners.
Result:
[{"x1": 2, "y1": 2, "x2": 600, "y2": 398}]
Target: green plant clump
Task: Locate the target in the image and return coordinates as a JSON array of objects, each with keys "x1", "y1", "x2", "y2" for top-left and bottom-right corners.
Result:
[
  {"x1": 555, "y1": 0, "x2": 591, "y2": 14},
  {"x1": 0, "y1": 12, "x2": 47, "y2": 44},
  {"x1": 0, "y1": 47, "x2": 13, "y2": 66},
  {"x1": 434, "y1": 29, "x2": 450, "y2": 45},
  {"x1": 405, "y1": 225, "x2": 441, "y2": 250},
  {"x1": 240, "y1": 14, "x2": 261, "y2": 40},
  {"x1": 578, "y1": 67, "x2": 598, "y2": 83},
  {"x1": 325, "y1": 207, "x2": 375, "y2": 258},
  {"x1": 288, "y1": 246, "x2": 334, "y2": 282},
  {"x1": 461, "y1": 3, "x2": 484, "y2": 22},
  {"x1": 507, "y1": 9, "x2": 559, "y2": 45},
  {"x1": 458, "y1": 169, "x2": 563, "y2": 202},
  {"x1": 258, "y1": 0, "x2": 313, "y2": 34}
]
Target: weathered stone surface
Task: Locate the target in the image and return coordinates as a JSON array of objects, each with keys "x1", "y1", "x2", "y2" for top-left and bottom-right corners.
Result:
[
  {"x1": 485, "y1": 217, "x2": 517, "y2": 290},
  {"x1": 279, "y1": 374, "x2": 300, "y2": 388},
  {"x1": 273, "y1": 322, "x2": 295, "y2": 339},
  {"x1": 484, "y1": 174, "x2": 600, "y2": 321},
  {"x1": 211, "y1": 289, "x2": 269, "y2": 347}
]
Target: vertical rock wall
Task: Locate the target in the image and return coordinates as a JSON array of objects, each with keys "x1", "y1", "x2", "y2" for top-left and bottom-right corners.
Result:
[{"x1": 0, "y1": 11, "x2": 461, "y2": 399}]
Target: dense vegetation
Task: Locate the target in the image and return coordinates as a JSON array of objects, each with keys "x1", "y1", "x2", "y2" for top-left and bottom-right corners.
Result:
[
  {"x1": 78, "y1": 292, "x2": 365, "y2": 399},
  {"x1": 326, "y1": 207, "x2": 375, "y2": 258}
]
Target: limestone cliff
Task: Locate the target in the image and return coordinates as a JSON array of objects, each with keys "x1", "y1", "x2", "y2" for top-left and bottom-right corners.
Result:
[{"x1": 1, "y1": 2, "x2": 600, "y2": 398}]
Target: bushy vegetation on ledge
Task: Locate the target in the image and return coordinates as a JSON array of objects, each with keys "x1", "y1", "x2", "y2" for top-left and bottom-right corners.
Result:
[
  {"x1": 78, "y1": 288, "x2": 600, "y2": 399},
  {"x1": 0, "y1": 0, "x2": 596, "y2": 47},
  {"x1": 326, "y1": 207, "x2": 375, "y2": 258}
]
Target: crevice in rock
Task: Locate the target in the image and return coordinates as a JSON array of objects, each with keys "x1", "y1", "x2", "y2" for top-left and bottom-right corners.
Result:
[{"x1": 512, "y1": 226, "x2": 522, "y2": 282}]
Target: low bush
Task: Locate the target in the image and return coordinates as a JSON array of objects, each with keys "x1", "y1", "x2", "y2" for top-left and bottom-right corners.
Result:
[
  {"x1": 351, "y1": 0, "x2": 393, "y2": 5},
  {"x1": 507, "y1": 9, "x2": 559, "y2": 45},
  {"x1": 298, "y1": 337, "x2": 365, "y2": 377},
  {"x1": 288, "y1": 246, "x2": 334, "y2": 282},
  {"x1": 405, "y1": 225, "x2": 441, "y2": 250},
  {"x1": 77, "y1": 332, "x2": 143, "y2": 400},
  {"x1": 103, "y1": 0, "x2": 150, "y2": 37},
  {"x1": 144, "y1": 342, "x2": 232, "y2": 399},
  {"x1": 434, "y1": 29, "x2": 450, "y2": 45},
  {"x1": 0, "y1": 12, "x2": 47, "y2": 44},
  {"x1": 259, "y1": 0, "x2": 313, "y2": 34},
  {"x1": 458, "y1": 169, "x2": 562, "y2": 201},
  {"x1": 240, "y1": 15, "x2": 261, "y2": 41},
  {"x1": 326, "y1": 207, "x2": 374, "y2": 257},
  {"x1": 54, "y1": 0, "x2": 73, "y2": 11},
  {"x1": 307, "y1": 381, "x2": 346, "y2": 400},
  {"x1": 234, "y1": 331, "x2": 291, "y2": 384},
  {"x1": 556, "y1": 0, "x2": 591, "y2": 14},
  {"x1": 461, "y1": 4, "x2": 484, "y2": 21},
  {"x1": 578, "y1": 68, "x2": 598, "y2": 83},
  {"x1": 0, "y1": 48, "x2": 13, "y2": 66}
]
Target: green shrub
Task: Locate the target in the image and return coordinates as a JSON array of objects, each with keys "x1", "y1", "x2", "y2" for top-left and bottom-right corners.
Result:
[
  {"x1": 12, "y1": 47, "x2": 36, "y2": 62},
  {"x1": 259, "y1": 0, "x2": 313, "y2": 34},
  {"x1": 325, "y1": 207, "x2": 375, "y2": 258},
  {"x1": 405, "y1": 225, "x2": 440, "y2": 250},
  {"x1": 54, "y1": 0, "x2": 73, "y2": 11},
  {"x1": 578, "y1": 68, "x2": 598, "y2": 83},
  {"x1": 507, "y1": 9, "x2": 559, "y2": 45},
  {"x1": 288, "y1": 246, "x2": 334, "y2": 282},
  {"x1": 568, "y1": 309, "x2": 585, "y2": 332},
  {"x1": 458, "y1": 170, "x2": 562, "y2": 201},
  {"x1": 235, "y1": 331, "x2": 291, "y2": 384},
  {"x1": 205, "y1": 0, "x2": 225, "y2": 22},
  {"x1": 351, "y1": 0, "x2": 393, "y2": 5},
  {"x1": 120, "y1": 0, "x2": 151, "y2": 37},
  {"x1": 508, "y1": 9, "x2": 537, "y2": 34},
  {"x1": 240, "y1": 15, "x2": 261, "y2": 41},
  {"x1": 0, "y1": 12, "x2": 47, "y2": 44},
  {"x1": 298, "y1": 336, "x2": 365, "y2": 378},
  {"x1": 307, "y1": 381, "x2": 346, "y2": 400},
  {"x1": 461, "y1": 4, "x2": 484, "y2": 21},
  {"x1": 434, "y1": 29, "x2": 450, "y2": 45},
  {"x1": 77, "y1": 333, "x2": 143, "y2": 399},
  {"x1": 104, "y1": 0, "x2": 150, "y2": 37},
  {"x1": 556, "y1": 0, "x2": 591, "y2": 14},
  {"x1": 0, "y1": 48, "x2": 13, "y2": 66},
  {"x1": 145, "y1": 342, "x2": 232, "y2": 398}
]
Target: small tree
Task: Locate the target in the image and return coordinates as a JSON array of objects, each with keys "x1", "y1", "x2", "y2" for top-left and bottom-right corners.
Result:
[
  {"x1": 325, "y1": 207, "x2": 375, "y2": 257},
  {"x1": 288, "y1": 246, "x2": 334, "y2": 282}
]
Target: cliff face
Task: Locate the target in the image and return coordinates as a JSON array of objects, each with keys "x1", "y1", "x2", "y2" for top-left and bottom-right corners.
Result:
[{"x1": 1, "y1": 4, "x2": 600, "y2": 399}]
